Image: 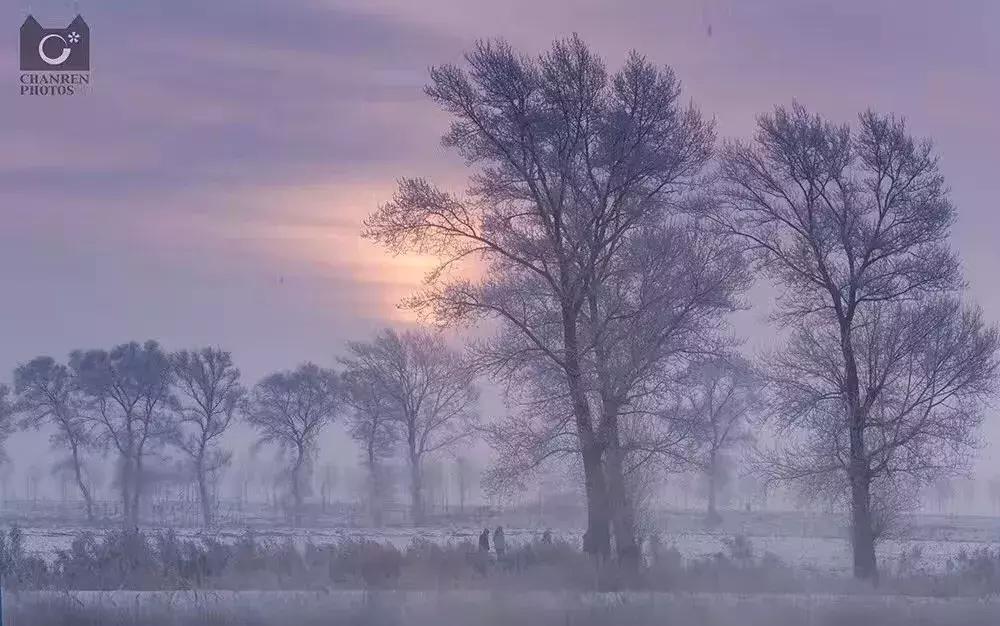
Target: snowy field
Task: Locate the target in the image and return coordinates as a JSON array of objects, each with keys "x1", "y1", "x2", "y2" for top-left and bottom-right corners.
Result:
[{"x1": 11, "y1": 508, "x2": 1000, "y2": 577}]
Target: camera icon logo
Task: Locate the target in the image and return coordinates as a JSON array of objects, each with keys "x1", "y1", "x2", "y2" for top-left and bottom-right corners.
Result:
[{"x1": 20, "y1": 14, "x2": 90, "y2": 71}]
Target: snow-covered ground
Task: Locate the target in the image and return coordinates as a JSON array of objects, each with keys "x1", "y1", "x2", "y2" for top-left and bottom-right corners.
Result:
[{"x1": 13, "y1": 512, "x2": 1000, "y2": 576}]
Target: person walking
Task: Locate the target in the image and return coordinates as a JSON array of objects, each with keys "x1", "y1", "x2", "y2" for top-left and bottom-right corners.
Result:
[
  {"x1": 478, "y1": 528, "x2": 490, "y2": 552},
  {"x1": 493, "y1": 526, "x2": 506, "y2": 559}
]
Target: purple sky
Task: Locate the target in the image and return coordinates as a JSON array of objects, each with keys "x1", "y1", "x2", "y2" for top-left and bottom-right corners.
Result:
[{"x1": 3, "y1": 0, "x2": 1000, "y2": 492}]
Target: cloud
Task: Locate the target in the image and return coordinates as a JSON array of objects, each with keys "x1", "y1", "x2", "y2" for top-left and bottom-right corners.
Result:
[{"x1": 3, "y1": 0, "x2": 1000, "y2": 486}]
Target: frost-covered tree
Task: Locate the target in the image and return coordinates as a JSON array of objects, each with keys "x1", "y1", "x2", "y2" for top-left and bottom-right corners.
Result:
[
  {"x1": 71, "y1": 341, "x2": 176, "y2": 528},
  {"x1": 14, "y1": 356, "x2": 96, "y2": 521},
  {"x1": 339, "y1": 361, "x2": 398, "y2": 526},
  {"x1": 364, "y1": 35, "x2": 715, "y2": 558},
  {"x1": 581, "y1": 222, "x2": 748, "y2": 560},
  {"x1": 243, "y1": 363, "x2": 339, "y2": 526},
  {"x1": 0, "y1": 385, "x2": 16, "y2": 465},
  {"x1": 170, "y1": 348, "x2": 244, "y2": 527},
  {"x1": 343, "y1": 329, "x2": 477, "y2": 525},
  {"x1": 453, "y1": 456, "x2": 477, "y2": 514},
  {"x1": 716, "y1": 104, "x2": 1000, "y2": 580},
  {"x1": 676, "y1": 355, "x2": 759, "y2": 524}
]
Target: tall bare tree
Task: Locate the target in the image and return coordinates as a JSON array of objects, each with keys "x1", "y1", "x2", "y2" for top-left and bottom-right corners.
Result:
[
  {"x1": 343, "y1": 329, "x2": 478, "y2": 525},
  {"x1": 364, "y1": 36, "x2": 714, "y2": 557},
  {"x1": 71, "y1": 341, "x2": 176, "y2": 528},
  {"x1": 716, "y1": 104, "x2": 999, "y2": 580},
  {"x1": 581, "y1": 222, "x2": 748, "y2": 560},
  {"x1": 339, "y1": 363, "x2": 398, "y2": 526},
  {"x1": 243, "y1": 363, "x2": 339, "y2": 527},
  {"x1": 14, "y1": 356, "x2": 96, "y2": 521},
  {"x1": 675, "y1": 355, "x2": 759, "y2": 524},
  {"x1": 170, "y1": 348, "x2": 243, "y2": 527}
]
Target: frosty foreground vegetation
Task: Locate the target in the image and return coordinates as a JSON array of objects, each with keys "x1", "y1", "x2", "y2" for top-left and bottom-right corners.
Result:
[{"x1": 3, "y1": 526, "x2": 1000, "y2": 599}]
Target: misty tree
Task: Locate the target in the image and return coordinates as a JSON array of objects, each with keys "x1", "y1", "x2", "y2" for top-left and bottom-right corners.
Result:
[
  {"x1": 339, "y1": 362, "x2": 398, "y2": 526},
  {"x1": 988, "y1": 476, "x2": 1000, "y2": 515},
  {"x1": 453, "y1": 456, "x2": 476, "y2": 514},
  {"x1": 233, "y1": 444, "x2": 261, "y2": 507},
  {"x1": 13, "y1": 356, "x2": 96, "y2": 521},
  {"x1": 0, "y1": 385, "x2": 15, "y2": 464},
  {"x1": 243, "y1": 363, "x2": 339, "y2": 526},
  {"x1": 317, "y1": 462, "x2": 338, "y2": 513},
  {"x1": 716, "y1": 104, "x2": 1000, "y2": 580},
  {"x1": 423, "y1": 460, "x2": 446, "y2": 510},
  {"x1": 170, "y1": 348, "x2": 244, "y2": 527},
  {"x1": 343, "y1": 329, "x2": 478, "y2": 525},
  {"x1": 931, "y1": 477, "x2": 955, "y2": 514},
  {"x1": 481, "y1": 216, "x2": 746, "y2": 566},
  {"x1": 581, "y1": 221, "x2": 747, "y2": 560},
  {"x1": 675, "y1": 356, "x2": 759, "y2": 525},
  {"x1": 364, "y1": 36, "x2": 715, "y2": 559},
  {"x1": 71, "y1": 341, "x2": 176, "y2": 528}
]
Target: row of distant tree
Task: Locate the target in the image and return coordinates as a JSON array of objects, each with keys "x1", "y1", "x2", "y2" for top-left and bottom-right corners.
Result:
[
  {"x1": 0, "y1": 324, "x2": 761, "y2": 534},
  {"x1": 0, "y1": 329, "x2": 484, "y2": 530},
  {"x1": 356, "y1": 34, "x2": 1000, "y2": 583}
]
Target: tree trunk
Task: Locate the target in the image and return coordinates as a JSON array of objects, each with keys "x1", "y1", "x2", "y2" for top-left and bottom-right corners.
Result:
[
  {"x1": 707, "y1": 472, "x2": 717, "y2": 518},
  {"x1": 409, "y1": 452, "x2": 424, "y2": 525},
  {"x1": 605, "y1": 441, "x2": 639, "y2": 571},
  {"x1": 69, "y1": 440, "x2": 94, "y2": 522},
  {"x1": 130, "y1": 454, "x2": 144, "y2": 528},
  {"x1": 197, "y1": 463, "x2": 212, "y2": 528},
  {"x1": 120, "y1": 454, "x2": 134, "y2": 529},
  {"x1": 581, "y1": 443, "x2": 611, "y2": 560},
  {"x1": 841, "y1": 322, "x2": 878, "y2": 581},
  {"x1": 367, "y1": 444, "x2": 383, "y2": 527},
  {"x1": 601, "y1": 402, "x2": 638, "y2": 570},
  {"x1": 563, "y1": 310, "x2": 612, "y2": 560},
  {"x1": 291, "y1": 448, "x2": 305, "y2": 527},
  {"x1": 706, "y1": 450, "x2": 721, "y2": 525},
  {"x1": 849, "y1": 430, "x2": 877, "y2": 581}
]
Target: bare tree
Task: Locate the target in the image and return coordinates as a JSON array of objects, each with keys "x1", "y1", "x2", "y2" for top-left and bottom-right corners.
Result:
[
  {"x1": 580, "y1": 222, "x2": 748, "y2": 561},
  {"x1": 423, "y1": 460, "x2": 446, "y2": 511},
  {"x1": 170, "y1": 348, "x2": 243, "y2": 527},
  {"x1": 454, "y1": 455, "x2": 476, "y2": 514},
  {"x1": 483, "y1": 222, "x2": 748, "y2": 564},
  {"x1": 343, "y1": 329, "x2": 478, "y2": 525},
  {"x1": 363, "y1": 36, "x2": 714, "y2": 558},
  {"x1": 675, "y1": 356, "x2": 759, "y2": 524},
  {"x1": 988, "y1": 476, "x2": 1000, "y2": 515},
  {"x1": 0, "y1": 385, "x2": 16, "y2": 465},
  {"x1": 243, "y1": 363, "x2": 339, "y2": 527},
  {"x1": 14, "y1": 356, "x2": 96, "y2": 521},
  {"x1": 339, "y1": 363, "x2": 398, "y2": 526},
  {"x1": 317, "y1": 462, "x2": 338, "y2": 513},
  {"x1": 71, "y1": 341, "x2": 176, "y2": 528},
  {"x1": 931, "y1": 476, "x2": 955, "y2": 514},
  {"x1": 716, "y1": 104, "x2": 1000, "y2": 580}
]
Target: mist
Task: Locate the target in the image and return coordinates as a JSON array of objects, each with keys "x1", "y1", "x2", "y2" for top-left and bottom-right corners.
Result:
[{"x1": 4, "y1": 1, "x2": 1000, "y2": 625}]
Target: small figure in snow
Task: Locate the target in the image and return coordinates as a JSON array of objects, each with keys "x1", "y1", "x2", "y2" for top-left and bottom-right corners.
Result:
[
  {"x1": 478, "y1": 528, "x2": 490, "y2": 552},
  {"x1": 493, "y1": 526, "x2": 506, "y2": 559},
  {"x1": 542, "y1": 529, "x2": 552, "y2": 544}
]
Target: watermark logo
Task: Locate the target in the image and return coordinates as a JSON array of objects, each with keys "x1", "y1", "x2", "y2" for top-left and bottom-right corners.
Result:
[{"x1": 19, "y1": 14, "x2": 90, "y2": 95}]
